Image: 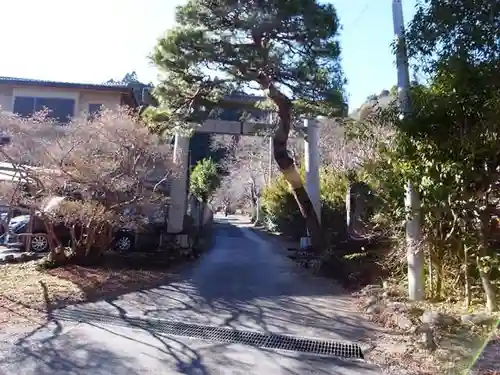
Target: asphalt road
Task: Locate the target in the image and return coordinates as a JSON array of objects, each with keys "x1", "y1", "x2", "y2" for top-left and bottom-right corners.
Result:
[{"x1": 0, "y1": 215, "x2": 382, "y2": 375}]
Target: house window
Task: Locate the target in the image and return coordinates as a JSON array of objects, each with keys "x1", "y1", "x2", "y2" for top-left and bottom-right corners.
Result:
[
  {"x1": 13, "y1": 96, "x2": 75, "y2": 123},
  {"x1": 13, "y1": 97, "x2": 35, "y2": 117},
  {"x1": 88, "y1": 103, "x2": 103, "y2": 120}
]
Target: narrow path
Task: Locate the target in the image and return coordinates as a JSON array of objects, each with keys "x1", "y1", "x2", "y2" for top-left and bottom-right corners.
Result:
[{"x1": 0, "y1": 216, "x2": 383, "y2": 375}]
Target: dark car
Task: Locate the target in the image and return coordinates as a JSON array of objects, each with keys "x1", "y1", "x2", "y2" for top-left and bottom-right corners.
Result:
[
  {"x1": 2, "y1": 210, "x2": 139, "y2": 253},
  {"x1": 0, "y1": 197, "x2": 127, "y2": 252},
  {"x1": 112, "y1": 206, "x2": 168, "y2": 253},
  {"x1": 0, "y1": 206, "x2": 30, "y2": 236},
  {"x1": 1, "y1": 195, "x2": 169, "y2": 253},
  {"x1": 2, "y1": 213, "x2": 51, "y2": 252},
  {"x1": 0, "y1": 134, "x2": 11, "y2": 146}
]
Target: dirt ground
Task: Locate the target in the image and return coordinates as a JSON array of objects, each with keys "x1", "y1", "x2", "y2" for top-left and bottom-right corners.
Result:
[
  {"x1": 358, "y1": 297, "x2": 499, "y2": 375},
  {"x1": 0, "y1": 257, "x2": 176, "y2": 329}
]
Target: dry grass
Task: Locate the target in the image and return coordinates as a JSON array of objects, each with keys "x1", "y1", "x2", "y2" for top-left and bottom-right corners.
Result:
[
  {"x1": 0, "y1": 258, "x2": 175, "y2": 329},
  {"x1": 353, "y1": 293, "x2": 500, "y2": 375}
]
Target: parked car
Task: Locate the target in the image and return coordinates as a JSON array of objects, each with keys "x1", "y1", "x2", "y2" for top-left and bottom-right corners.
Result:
[
  {"x1": 0, "y1": 205, "x2": 30, "y2": 236},
  {"x1": 113, "y1": 206, "x2": 168, "y2": 253},
  {"x1": 0, "y1": 134, "x2": 11, "y2": 146},
  {"x1": 3, "y1": 208, "x2": 138, "y2": 253},
  {"x1": 112, "y1": 228, "x2": 136, "y2": 253},
  {"x1": 3, "y1": 213, "x2": 51, "y2": 252},
  {"x1": 2, "y1": 196, "x2": 168, "y2": 253}
]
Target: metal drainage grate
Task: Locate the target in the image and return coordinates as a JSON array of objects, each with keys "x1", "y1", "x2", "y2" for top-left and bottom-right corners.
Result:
[{"x1": 53, "y1": 309, "x2": 364, "y2": 359}]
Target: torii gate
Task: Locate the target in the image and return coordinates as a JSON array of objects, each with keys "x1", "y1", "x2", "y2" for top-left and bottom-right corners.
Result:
[{"x1": 166, "y1": 118, "x2": 321, "y2": 234}]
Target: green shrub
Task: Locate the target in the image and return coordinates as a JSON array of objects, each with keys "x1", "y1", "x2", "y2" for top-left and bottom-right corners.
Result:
[
  {"x1": 260, "y1": 167, "x2": 349, "y2": 240},
  {"x1": 319, "y1": 166, "x2": 348, "y2": 207},
  {"x1": 189, "y1": 158, "x2": 221, "y2": 202},
  {"x1": 357, "y1": 159, "x2": 406, "y2": 230},
  {"x1": 319, "y1": 167, "x2": 349, "y2": 242},
  {"x1": 261, "y1": 170, "x2": 305, "y2": 238}
]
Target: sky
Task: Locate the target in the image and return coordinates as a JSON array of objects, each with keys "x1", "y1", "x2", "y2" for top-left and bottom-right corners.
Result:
[{"x1": 0, "y1": 0, "x2": 418, "y2": 111}]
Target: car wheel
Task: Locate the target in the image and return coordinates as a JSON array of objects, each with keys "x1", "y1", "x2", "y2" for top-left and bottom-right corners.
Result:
[
  {"x1": 114, "y1": 232, "x2": 134, "y2": 252},
  {"x1": 30, "y1": 233, "x2": 49, "y2": 253}
]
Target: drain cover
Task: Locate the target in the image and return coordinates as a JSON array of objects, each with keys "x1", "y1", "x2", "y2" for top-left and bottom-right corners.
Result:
[{"x1": 53, "y1": 309, "x2": 364, "y2": 359}]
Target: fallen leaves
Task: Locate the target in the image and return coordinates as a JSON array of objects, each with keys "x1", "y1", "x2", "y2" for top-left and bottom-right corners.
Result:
[
  {"x1": 353, "y1": 286, "x2": 499, "y2": 375},
  {"x1": 0, "y1": 259, "x2": 174, "y2": 329}
]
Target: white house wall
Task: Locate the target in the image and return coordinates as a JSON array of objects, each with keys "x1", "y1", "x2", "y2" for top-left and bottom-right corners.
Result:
[
  {"x1": 79, "y1": 91, "x2": 122, "y2": 114},
  {"x1": 0, "y1": 86, "x2": 13, "y2": 112}
]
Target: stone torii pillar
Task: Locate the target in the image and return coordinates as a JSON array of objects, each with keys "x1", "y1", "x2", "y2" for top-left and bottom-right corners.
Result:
[
  {"x1": 167, "y1": 130, "x2": 190, "y2": 233},
  {"x1": 303, "y1": 118, "x2": 321, "y2": 224},
  {"x1": 166, "y1": 118, "x2": 322, "y2": 235}
]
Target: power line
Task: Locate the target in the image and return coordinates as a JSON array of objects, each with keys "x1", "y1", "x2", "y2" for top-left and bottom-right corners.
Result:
[{"x1": 342, "y1": 0, "x2": 372, "y2": 37}]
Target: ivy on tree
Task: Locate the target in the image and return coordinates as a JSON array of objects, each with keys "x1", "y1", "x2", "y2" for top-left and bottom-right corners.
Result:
[{"x1": 148, "y1": 0, "x2": 346, "y2": 252}]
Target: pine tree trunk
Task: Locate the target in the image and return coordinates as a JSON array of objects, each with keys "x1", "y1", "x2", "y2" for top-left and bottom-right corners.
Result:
[
  {"x1": 250, "y1": 31, "x2": 323, "y2": 254},
  {"x1": 249, "y1": 180, "x2": 258, "y2": 223},
  {"x1": 265, "y1": 85, "x2": 323, "y2": 253}
]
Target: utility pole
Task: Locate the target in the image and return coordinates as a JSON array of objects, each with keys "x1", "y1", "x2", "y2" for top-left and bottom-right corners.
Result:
[
  {"x1": 268, "y1": 136, "x2": 273, "y2": 185},
  {"x1": 392, "y1": 0, "x2": 425, "y2": 301},
  {"x1": 267, "y1": 112, "x2": 275, "y2": 185}
]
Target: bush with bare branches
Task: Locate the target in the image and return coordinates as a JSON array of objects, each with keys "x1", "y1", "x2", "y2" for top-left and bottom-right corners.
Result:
[
  {"x1": 318, "y1": 117, "x2": 395, "y2": 173},
  {"x1": 0, "y1": 107, "x2": 175, "y2": 265},
  {"x1": 212, "y1": 134, "x2": 303, "y2": 222}
]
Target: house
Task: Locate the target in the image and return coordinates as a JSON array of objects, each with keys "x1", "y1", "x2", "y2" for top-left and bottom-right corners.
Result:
[
  {"x1": 350, "y1": 89, "x2": 394, "y2": 120},
  {"x1": 0, "y1": 76, "x2": 139, "y2": 122}
]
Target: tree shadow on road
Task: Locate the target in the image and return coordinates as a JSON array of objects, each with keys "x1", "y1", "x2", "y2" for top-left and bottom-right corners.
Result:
[
  {"x1": 1, "y1": 219, "x2": 388, "y2": 374},
  {"x1": 56, "y1": 218, "x2": 388, "y2": 347},
  {"x1": 0, "y1": 281, "x2": 140, "y2": 375},
  {"x1": 2, "y1": 324, "x2": 140, "y2": 375}
]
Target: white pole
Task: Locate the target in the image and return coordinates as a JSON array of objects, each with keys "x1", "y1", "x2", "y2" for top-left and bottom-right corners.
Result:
[
  {"x1": 267, "y1": 112, "x2": 274, "y2": 185},
  {"x1": 392, "y1": 0, "x2": 425, "y2": 301},
  {"x1": 268, "y1": 136, "x2": 273, "y2": 185}
]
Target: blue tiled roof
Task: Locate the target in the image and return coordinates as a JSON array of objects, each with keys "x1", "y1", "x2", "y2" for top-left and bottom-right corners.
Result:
[{"x1": 0, "y1": 76, "x2": 131, "y2": 92}]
